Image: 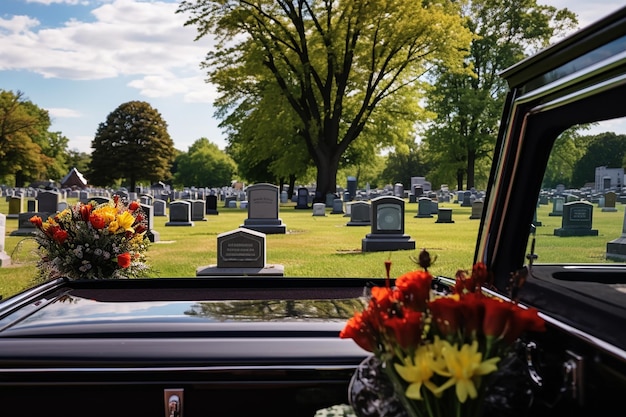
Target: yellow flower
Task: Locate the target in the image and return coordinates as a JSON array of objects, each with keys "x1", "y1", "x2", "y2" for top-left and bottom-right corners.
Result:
[
  {"x1": 115, "y1": 211, "x2": 136, "y2": 232},
  {"x1": 394, "y1": 344, "x2": 442, "y2": 400},
  {"x1": 433, "y1": 340, "x2": 500, "y2": 403},
  {"x1": 93, "y1": 205, "x2": 117, "y2": 226}
]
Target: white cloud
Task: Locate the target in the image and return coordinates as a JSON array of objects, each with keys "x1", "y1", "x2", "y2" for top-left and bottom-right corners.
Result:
[{"x1": 47, "y1": 107, "x2": 83, "y2": 118}]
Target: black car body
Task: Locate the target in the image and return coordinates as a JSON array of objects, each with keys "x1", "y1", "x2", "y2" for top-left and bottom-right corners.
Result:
[{"x1": 1, "y1": 6, "x2": 626, "y2": 417}]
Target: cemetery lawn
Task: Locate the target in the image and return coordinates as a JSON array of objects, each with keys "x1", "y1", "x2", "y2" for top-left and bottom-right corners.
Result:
[{"x1": 0, "y1": 198, "x2": 623, "y2": 300}]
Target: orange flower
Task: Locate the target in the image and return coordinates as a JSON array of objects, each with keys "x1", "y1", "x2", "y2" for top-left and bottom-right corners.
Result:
[
  {"x1": 80, "y1": 203, "x2": 93, "y2": 222},
  {"x1": 116, "y1": 252, "x2": 132, "y2": 268},
  {"x1": 30, "y1": 215, "x2": 43, "y2": 228}
]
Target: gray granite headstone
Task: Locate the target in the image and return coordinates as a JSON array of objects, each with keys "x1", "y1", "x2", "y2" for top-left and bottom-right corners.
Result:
[
  {"x1": 10, "y1": 212, "x2": 48, "y2": 236},
  {"x1": 554, "y1": 201, "x2": 598, "y2": 236},
  {"x1": 330, "y1": 198, "x2": 344, "y2": 214},
  {"x1": 312, "y1": 203, "x2": 326, "y2": 216},
  {"x1": 347, "y1": 201, "x2": 370, "y2": 226},
  {"x1": 606, "y1": 207, "x2": 626, "y2": 261},
  {"x1": 165, "y1": 200, "x2": 194, "y2": 226},
  {"x1": 415, "y1": 197, "x2": 433, "y2": 218},
  {"x1": 295, "y1": 188, "x2": 310, "y2": 209},
  {"x1": 549, "y1": 196, "x2": 565, "y2": 216},
  {"x1": 190, "y1": 200, "x2": 207, "y2": 221},
  {"x1": 153, "y1": 199, "x2": 167, "y2": 216},
  {"x1": 196, "y1": 228, "x2": 284, "y2": 276},
  {"x1": 0, "y1": 213, "x2": 10, "y2": 267},
  {"x1": 435, "y1": 208, "x2": 454, "y2": 223},
  {"x1": 469, "y1": 201, "x2": 484, "y2": 219},
  {"x1": 140, "y1": 203, "x2": 159, "y2": 242},
  {"x1": 241, "y1": 183, "x2": 286, "y2": 234}
]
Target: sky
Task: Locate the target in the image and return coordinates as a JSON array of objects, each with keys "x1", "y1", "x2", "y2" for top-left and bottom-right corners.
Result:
[{"x1": 1, "y1": 0, "x2": 625, "y2": 155}]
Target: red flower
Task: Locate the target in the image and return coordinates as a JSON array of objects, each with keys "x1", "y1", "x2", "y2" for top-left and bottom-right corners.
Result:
[
  {"x1": 116, "y1": 252, "x2": 132, "y2": 268},
  {"x1": 340, "y1": 312, "x2": 377, "y2": 353},
  {"x1": 503, "y1": 305, "x2": 546, "y2": 344},
  {"x1": 384, "y1": 308, "x2": 423, "y2": 349},
  {"x1": 429, "y1": 296, "x2": 463, "y2": 338},
  {"x1": 395, "y1": 270, "x2": 432, "y2": 311},
  {"x1": 482, "y1": 297, "x2": 512, "y2": 338},
  {"x1": 128, "y1": 201, "x2": 140, "y2": 212},
  {"x1": 52, "y1": 229, "x2": 68, "y2": 245},
  {"x1": 458, "y1": 292, "x2": 485, "y2": 338},
  {"x1": 89, "y1": 213, "x2": 106, "y2": 229}
]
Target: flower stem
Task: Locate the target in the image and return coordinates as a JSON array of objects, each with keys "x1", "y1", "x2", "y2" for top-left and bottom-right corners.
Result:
[{"x1": 382, "y1": 360, "x2": 424, "y2": 417}]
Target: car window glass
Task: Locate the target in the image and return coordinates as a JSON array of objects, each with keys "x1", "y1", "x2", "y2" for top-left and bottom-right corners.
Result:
[{"x1": 531, "y1": 117, "x2": 626, "y2": 264}]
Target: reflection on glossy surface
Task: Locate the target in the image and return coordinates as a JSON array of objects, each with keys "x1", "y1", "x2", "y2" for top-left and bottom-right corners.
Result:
[{"x1": 3, "y1": 294, "x2": 367, "y2": 329}]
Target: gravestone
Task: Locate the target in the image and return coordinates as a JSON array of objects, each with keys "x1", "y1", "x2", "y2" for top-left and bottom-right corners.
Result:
[
  {"x1": 280, "y1": 190, "x2": 288, "y2": 204},
  {"x1": 140, "y1": 195, "x2": 154, "y2": 206},
  {"x1": 312, "y1": 203, "x2": 326, "y2": 216},
  {"x1": 27, "y1": 199, "x2": 38, "y2": 212},
  {"x1": 602, "y1": 191, "x2": 618, "y2": 212},
  {"x1": 347, "y1": 176, "x2": 357, "y2": 201},
  {"x1": 190, "y1": 200, "x2": 207, "y2": 221},
  {"x1": 240, "y1": 183, "x2": 286, "y2": 234},
  {"x1": 165, "y1": 200, "x2": 194, "y2": 226},
  {"x1": 362, "y1": 196, "x2": 415, "y2": 252},
  {"x1": 7, "y1": 196, "x2": 24, "y2": 219},
  {"x1": 469, "y1": 201, "x2": 484, "y2": 219},
  {"x1": 153, "y1": 199, "x2": 167, "y2": 216},
  {"x1": 415, "y1": 197, "x2": 433, "y2": 218},
  {"x1": 554, "y1": 201, "x2": 598, "y2": 237},
  {"x1": 325, "y1": 193, "x2": 336, "y2": 208},
  {"x1": 435, "y1": 208, "x2": 454, "y2": 223},
  {"x1": 394, "y1": 183, "x2": 404, "y2": 198},
  {"x1": 206, "y1": 195, "x2": 219, "y2": 215},
  {"x1": 330, "y1": 198, "x2": 344, "y2": 214},
  {"x1": 0, "y1": 213, "x2": 10, "y2": 267},
  {"x1": 606, "y1": 208, "x2": 626, "y2": 261},
  {"x1": 347, "y1": 201, "x2": 371, "y2": 226},
  {"x1": 224, "y1": 195, "x2": 237, "y2": 208},
  {"x1": 461, "y1": 191, "x2": 472, "y2": 207},
  {"x1": 140, "y1": 203, "x2": 160, "y2": 243},
  {"x1": 295, "y1": 188, "x2": 310, "y2": 209},
  {"x1": 196, "y1": 228, "x2": 284, "y2": 276},
  {"x1": 549, "y1": 196, "x2": 565, "y2": 216},
  {"x1": 10, "y1": 212, "x2": 47, "y2": 236}
]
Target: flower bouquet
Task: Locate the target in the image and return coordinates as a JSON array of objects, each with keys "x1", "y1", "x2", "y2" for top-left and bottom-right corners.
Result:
[
  {"x1": 340, "y1": 250, "x2": 546, "y2": 417},
  {"x1": 29, "y1": 196, "x2": 151, "y2": 281}
]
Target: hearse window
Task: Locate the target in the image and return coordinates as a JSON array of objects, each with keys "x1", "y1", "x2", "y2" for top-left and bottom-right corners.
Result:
[{"x1": 531, "y1": 117, "x2": 626, "y2": 264}]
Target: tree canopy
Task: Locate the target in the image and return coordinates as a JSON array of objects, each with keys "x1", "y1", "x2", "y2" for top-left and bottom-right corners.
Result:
[
  {"x1": 174, "y1": 138, "x2": 237, "y2": 188},
  {"x1": 572, "y1": 132, "x2": 626, "y2": 187},
  {"x1": 0, "y1": 90, "x2": 56, "y2": 187},
  {"x1": 88, "y1": 101, "x2": 175, "y2": 191},
  {"x1": 178, "y1": 0, "x2": 474, "y2": 201},
  {"x1": 422, "y1": 0, "x2": 577, "y2": 191}
]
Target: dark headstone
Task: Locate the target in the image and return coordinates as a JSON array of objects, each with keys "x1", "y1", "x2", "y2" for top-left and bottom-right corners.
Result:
[
  {"x1": 295, "y1": 188, "x2": 310, "y2": 209},
  {"x1": 165, "y1": 200, "x2": 194, "y2": 226},
  {"x1": 347, "y1": 201, "x2": 371, "y2": 226},
  {"x1": 554, "y1": 201, "x2": 598, "y2": 237},
  {"x1": 362, "y1": 196, "x2": 415, "y2": 252},
  {"x1": 206, "y1": 195, "x2": 219, "y2": 215},
  {"x1": 241, "y1": 183, "x2": 286, "y2": 234}
]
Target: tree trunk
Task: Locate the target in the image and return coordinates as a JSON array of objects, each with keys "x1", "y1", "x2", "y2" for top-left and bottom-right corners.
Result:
[
  {"x1": 456, "y1": 169, "x2": 464, "y2": 191},
  {"x1": 313, "y1": 152, "x2": 340, "y2": 203},
  {"x1": 466, "y1": 149, "x2": 476, "y2": 189},
  {"x1": 288, "y1": 174, "x2": 296, "y2": 201}
]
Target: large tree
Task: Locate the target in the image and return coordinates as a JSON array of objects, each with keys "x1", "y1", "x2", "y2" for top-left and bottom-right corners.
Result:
[
  {"x1": 0, "y1": 90, "x2": 52, "y2": 187},
  {"x1": 423, "y1": 0, "x2": 577, "y2": 190},
  {"x1": 571, "y1": 132, "x2": 626, "y2": 187},
  {"x1": 88, "y1": 101, "x2": 175, "y2": 191},
  {"x1": 174, "y1": 138, "x2": 237, "y2": 187},
  {"x1": 178, "y1": 0, "x2": 473, "y2": 202}
]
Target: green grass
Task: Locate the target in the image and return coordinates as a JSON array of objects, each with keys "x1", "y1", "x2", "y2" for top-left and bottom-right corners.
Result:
[{"x1": 1, "y1": 197, "x2": 623, "y2": 300}]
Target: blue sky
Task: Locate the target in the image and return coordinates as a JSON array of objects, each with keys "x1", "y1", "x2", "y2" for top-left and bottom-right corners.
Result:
[{"x1": 1, "y1": 0, "x2": 625, "y2": 154}]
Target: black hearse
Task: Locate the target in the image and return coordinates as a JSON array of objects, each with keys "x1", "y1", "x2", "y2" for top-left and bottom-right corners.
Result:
[{"x1": 0, "y1": 5, "x2": 625, "y2": 417}]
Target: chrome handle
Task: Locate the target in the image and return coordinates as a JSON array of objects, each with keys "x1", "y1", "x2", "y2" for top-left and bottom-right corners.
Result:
[{"x1": 164, "y1": 389, "x2": 183, "y2": 417}]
